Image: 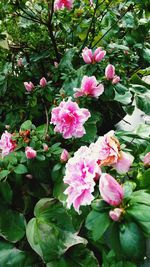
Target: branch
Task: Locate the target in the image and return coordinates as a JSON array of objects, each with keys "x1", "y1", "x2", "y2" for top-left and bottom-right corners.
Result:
[{"x1": 42, "y1": 98, "x2": 49, "y2": 139}]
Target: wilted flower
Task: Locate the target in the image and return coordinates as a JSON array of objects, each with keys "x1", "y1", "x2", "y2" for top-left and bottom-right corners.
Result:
[
  {"x1": 82, "y1": 47, "x2": 106, "y2": 64},
  {"x1": 74, "y1": 76, "x2": 104, "y2": 98},
  {"x1": 109, "y1": 208, "x2": 123, "y2": 221},
  {"x1": 99, "y1": 173, "x2": 124, "y2": 206},
  {"x1": 64, "y1": 146, "x2": 101, "y2": 213},
  {"x1": 25, "y1": 147, "x2": 37, "y2": 159},
  {"x1": 50, "y1": 99, "x2": 90, "y2": 139},
  {"x1": 0, "y1": 131, "x2": 16, "y2": 157},
  {"x1": 39, "y1": 77, "x2": 47, "y2": 87},
  {"x1": 54, "y1": 0, "x2": 74, "y2": 11},
  {"x1": 112, "y1": 151, "x2": 134, "y2": 174},
  {"x1": 143, "y1": 152, "x2": 150, "y2": 167},
  {"x1": 24, "y1": 82, "x2": 34, "y2": 92},
  {"x1": 60, "y1": 149, "x2": 70, "y2": 162}
]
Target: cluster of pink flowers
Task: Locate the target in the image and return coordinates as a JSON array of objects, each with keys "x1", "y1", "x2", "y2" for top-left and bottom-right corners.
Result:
[
  {"x1": 50, "y1": 99, "x2": 90, "y2": 139},
  {"x1": 105, "y1": 64, "x2": 120, "y2": 84},
  {"x1": 24, "y1": 77, "x2": 47, "y2": 92},
  {"x1": 0, "y1": 131, "x2": 16, "y2": 158},
  {"x1": 64, "y1": 130, "x2": 133, "y2": 213},
  {"x1": 74, "y1": 76, "x2": 104, "y2": 99},
  {"x1": 82, "y1": 47, "x2": 106, "y2": 64},
  {"x1": 54, "y1": 0, "x2": 74, "y2": 11}
]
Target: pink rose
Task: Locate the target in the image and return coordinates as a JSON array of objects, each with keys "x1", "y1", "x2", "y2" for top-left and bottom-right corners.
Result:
[
  {"x1": 60, "y1": 149, "x2": 70, "y2": 162},
  {"x1": 39, "y1": 77, "x2": 47, "y2": 87},
  {"x1": 112, "y1": 151, "x2": 134, "y2": 174},
  {"x1": 143, "y1": 152, "x2": 150, "y2": 166},
  {"x1": 99, "y1": 173, "x2": 124, "y2": 206},
  {"x1": 50, "y1": 99, "x2": 90, "y2": 139},
  {"x1": 82, "y1": 47, "x2": 106, "y2": 64},
  {"x1": 24, "y1": 82, "x2": 34, "y2": 92},
  {"x1": 54, "y1": 0, "x2": 74, "y2": 11},
  {"x1": 25, "y1": 147, "x2": 37, "y2": 159},
  {"x1": 105, "y1": 64, "x2": 115, "y2": 80},
  {"x1": 0, "y1": 131, "x2": 16, "y2": 157},
  {"x1": 109, "y1": 208, "x2": 123, "y2": 221},
  {"x1": 74, "y1": 76, "x2": 104, "y2": 98}
]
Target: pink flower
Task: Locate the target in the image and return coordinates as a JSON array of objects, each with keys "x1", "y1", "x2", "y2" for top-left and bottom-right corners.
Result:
[
  {"x1": 54, "y1": 0, "x2": 74, "y2": 11},
  {"x1": 89, "y1": 0, "x2": 93, "y2": 6},
  {"x1": 143, "y1": 152, "x2": 150, "y2": 166},
  {"x1": 64, "y1": 146, "x2": 101, "y2": 212},
  {"x1": 112, "y1": 151, "x2": 134, "y2": 174},
  {"x1": 54, "y1": 61, "x2": 59, "y2": 68},
  {"x1": 74, "y1": 76, "x2": 104, "y2": 98},
  {"x1": 60, "y1": 149, "x2": 70, "y2": 162},
  {"x1": 99, "y1": 173, "x2": 124, "y2": 206},
  {"x1": 24, "y1": 82, "x2": 34, "y2": 92},
  {"x1": 112, "y1": 75, "x2": 120, "y2": 84},
  {"x1": 109, "y1": 208, "x2": 123, "y2": 221},
  {"x1": 0, "y1": 131, "x2": 16, "y2": 157},
  {"x1": 17, "y1": 58, "x2": 23, "y2": 67},
  {"x1": 39, "y1": 77, "x2": 47, "y2": 87},
  {"x1": 50, "y1": 99, "x2": 90, "y2": 139},
  {"x1": 25, "y1": 147, "x2": 37, "y2": 159},
  {"x1": 82, "y1": 47, "x2": 106, "y2": 64},
  {"x1": 43, "y1": 143, "x2": 49, "y2": 151},
  {"x1": 105, "y1": 64, "x2": 115, "y2": 80},
  {"x1": 82, "y1": 48, "x2": 93, "y2": 64}
]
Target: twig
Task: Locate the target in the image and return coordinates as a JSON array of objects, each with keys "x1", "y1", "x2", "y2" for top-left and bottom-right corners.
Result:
[{"x1": 42, "y1": 98, "x2": 49, "y2": 139}]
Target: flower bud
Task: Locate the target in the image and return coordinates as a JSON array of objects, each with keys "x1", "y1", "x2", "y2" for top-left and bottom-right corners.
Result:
[
  {"x1": 105, "y1": 64, "x2": 115, "y2": 80},
  {"x1": 25, "y1": 146, "x2": 37, "y2": 159},
  {"x1": 54, "y1": 61, "x2": 59, "y2": 68},
  {"x1": 24, "y1": 82, "x2": 34, "y2": 92},
  {"x1": 43, "y1": 143, "x2": 49, "y2": 151},
  {"x1": 60, "y1": 149, "x2": 70, "y2": 162},
  {"x1": 40, "y1": 77, "x2": 47, "y2": 87},
  {"x1": 143, "y1": 152, "x2": 150, "y2": 167},
  {"x1": 99, "y1": 173, "x2": 124, "y2": 206},
  {"x1": 109, "y1": 208, "x2": 123, "y2": 221},
  {"x1": 82, "y1": 47, "x2": 93, "y2": 64},
  {"x1": 93, "y1": 48, "x2": 106, "y2": 63},
  {"x1": 17, "y1": 58, "x2": 23, "y2": 67},
  {"x1": 112, "y1": 75, "x2": 120, "y2": 84},
  {"x1": 25, "y1": 174, "x2": 33, "y2": 179}
]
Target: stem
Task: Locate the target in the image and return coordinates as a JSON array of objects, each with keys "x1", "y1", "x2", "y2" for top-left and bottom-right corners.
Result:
[{"x1": 42, "y1": 98, "x2": 49, "y2": 139}]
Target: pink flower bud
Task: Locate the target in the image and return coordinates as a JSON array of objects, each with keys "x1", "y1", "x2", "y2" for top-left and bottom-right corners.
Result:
[
  {"x1": 43, "y1": 143, "x2": 49, "y2": 151},
  {"x1": 143, "y1": 152, "x2": 150, "y2": 166},
  {"x1": 25, "y1": 146, "x2": 37, "y2": 159},
  {"x1": 82, "y1": 47, "x2": 93, "y2": 64},
  {"x1": 39, "y1": 77, "x2": 47, "y2": 87},
  {"x1": 24, "y1": 82, "x2": 34, "y2": 92},
  {"x1": 54, "y1": 61, "x2": 59, "y2": 68},
  {"x1": 60, "y1": 149, "x2": 70, "y2": 162},
  {"x1": 105, "y1": 64, "x2": 115, "y2": 80},
  {"x1": 99, "y1": 173, "x2": 124, "y2": 206},
  {"x1": 112, "y1": 75, "x2": 120, "y2": 84},
  {"x1": 109, "y1": 208, "x2": 123, "y2": 221},
  {"x1": 17, "y1": 58, "x2": 23, "y2": 67},
  {"x1": 25, "y1": 174, "x2": 33, "y2": 179},
  {"x1": 93, "y1": 48, "x2": 106, "y2": 63}
]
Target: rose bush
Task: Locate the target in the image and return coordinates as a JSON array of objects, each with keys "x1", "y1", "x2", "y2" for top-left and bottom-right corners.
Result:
[{"x1": 0, "y1": 0, "x2": 150, "y2": 266}]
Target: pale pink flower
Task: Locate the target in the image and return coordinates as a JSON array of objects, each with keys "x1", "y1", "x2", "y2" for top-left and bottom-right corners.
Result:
[
  {"x1": 82, "y1": 47, "x2": 106, "y2": 64},
  {"x1": 82, "y1": 48, "x2": 93, "y2": 64},
  {"x1": 143, "y1": 152, "x2": 150, "y2": 166},
  {"x1": 109, "y1": 208, "x2": 123, "y2": 221},
  {"x1": 60, "y1": 149, "x2": 70, "y2": 162},
  {"x1": 105, "y1": 64, "x2": 115, "y2": 80},
  {"x1": 74, "y1": 76, "x2": 104, "y2": 98},
  {"x1": 112, "y1": 151, "x2": 134, "y2": 174},
  {"x1": 24, "y1": 82, "x2": 34, "y2": 92},
  {"x1": 25, "y1": 147, "x2": 37, "y2": 159},
  {"x1": 54, "y1": 0, "x2": 74, "y2": 11},
  {"x1": 99, "y1": 173, "x2": 124, "y2": 206},
  {"x1": 17, "y1": 58, "x2": 23, "y2": 67},
  {"x1": 43, "y1": 143, "x2": 49, "y2": 151},
  {"x1": 112, "y1": 75, "x2": 120, "y2": 84},
  {"x1": 50, "y1": 99, "x2": 90, "y2": 139},
  {"x1": 0, "y1": 131, "x2": 16, "y2": 157},
  {"x1": 64, "y1": 146, "x2": 101, "y2": 212},
  {"x1": 39, "y1": 77, "x2": 47, "y2": 87}
]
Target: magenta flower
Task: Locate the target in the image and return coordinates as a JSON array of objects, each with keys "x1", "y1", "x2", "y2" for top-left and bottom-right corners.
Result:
[
  {"x1": 0, "y1": 131, "x2": 16, "y2": 158},
  {"x1": 82, "y1": 47, "x2": 106, "y2": 64},
  {"x1": 99, "y1": 173, "x2": 124, "y2": 206},
  {"x1": 109, "y1": 208, "x2": 123, "y2": 221},
  {"x1": 74, "y1": 76, "x2": 104, "y2": 98},
  {"x1": 105, "y1": 64, "x2": 115, "y2": 80},
  {"x1": 143, "y1": 152, "x2": 150, "y2": 166},
  {"x1": 112, "y1": 151, "x2": 134, "y2": 174},
  {"x1": 39, "y1": 77, "x2": 47, "y2": 87},
  {"x1": 64, "y1": 146, "x2": 101, "y2": 213},
  {"x1": 24, "y1": 82, "x2": 34, "y2": 92},
  {"x1": 54, "y1": 0, "x2": 74, "y2": 11},
  {"x1": 60, "y1": 149, "x2": 70, "y2": 162},
  {"x1": 25, "y1": 147, "x2": 37, "y2": 159},
  {"x1": 50, "y1": 99, "x2": 90, "y2": 139}
]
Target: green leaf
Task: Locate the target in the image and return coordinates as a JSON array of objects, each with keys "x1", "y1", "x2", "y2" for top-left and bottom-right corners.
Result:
[
  {"x1": 26, "y1": 199, "x2": 87, "y2": 262},
  {"x1": 0, "y1": 204, "x2": 26, "y2": 242},
  {"x1": 127, "y1": 203, "x2": 150, "y2": 222},
  {"x1": 59, "y1": 48, "x2": 76, "y2": 71},
  {"x1": 135, "y1": 94, "x2": 150, "y2": 115},
  {"x1": 14, "y1": 164, "x2": 28, "y2": 174},
  {"x1": 130, "y1": 190, "x2": 150, "y2": 205},
  {"x1": 0, "y1": 170, "x2": 10, "y2": 180},
  {"x1": 20, "y1": 120, "x2": 32, "y2": 130},
  {"x1": 114, "y1": 90, "x2": 132, "y2": 105},
  {"x1": 119, "y1": 221, "x2": 145, "y2": 259},
  {"x1": 86, "y1": 210, "x2": 111, "y2": 241},
  {"x1": 0, "y1": 182, "x2": 12, "y2": 204}
]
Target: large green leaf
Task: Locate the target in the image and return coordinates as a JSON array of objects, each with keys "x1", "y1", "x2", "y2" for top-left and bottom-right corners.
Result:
[
  {"x1": 135, "y1": 94, "x2": 150, "y2": 115},
  {"x1": 26, "y1": 199, "x2": 87, "y2": 263}
]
